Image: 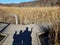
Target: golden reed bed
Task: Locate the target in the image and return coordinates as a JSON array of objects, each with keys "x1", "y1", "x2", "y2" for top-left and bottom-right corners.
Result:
[{"x1": 0, "y1": 7, "x2": 60, "y2": 24}]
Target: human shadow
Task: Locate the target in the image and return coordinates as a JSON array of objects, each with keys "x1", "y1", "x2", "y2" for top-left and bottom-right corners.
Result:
[
  {"x1": 12, "y1": 27, "x2": 33, "y2": 45},
  {"x1": 12, "y1": 30, "x2": 22, "y2": 45},
  {"x1": 22, "y1": 27, "x2": 33, "y2": 45}
]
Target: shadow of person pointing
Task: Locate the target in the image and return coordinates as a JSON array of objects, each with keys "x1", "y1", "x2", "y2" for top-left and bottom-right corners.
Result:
[
  {"x1": 23, "y1": 27, "x2": 33, "y2": 45},
  {"x1": 12, "y1": 30, "x2": 22, "y2": 45}
]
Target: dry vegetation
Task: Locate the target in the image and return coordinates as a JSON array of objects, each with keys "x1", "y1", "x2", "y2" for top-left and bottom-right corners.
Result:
[
  {"x1": 0, "y1": 7, "x2": 60, "y2": 45},
  {"x1": 0, "y1": 7, "x2": 60, "y2": 24}
]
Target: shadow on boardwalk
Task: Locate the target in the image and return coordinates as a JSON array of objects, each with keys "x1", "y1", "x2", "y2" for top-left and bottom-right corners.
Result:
[{"x1": 12, "y1": 27, "x2": 33, "y2": 45}]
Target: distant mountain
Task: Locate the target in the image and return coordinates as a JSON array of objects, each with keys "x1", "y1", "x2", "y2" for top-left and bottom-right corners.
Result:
[
  {"x1": 0, "y1": 1, "x2": 42, "y2": 7},
  {"x1": 0, "y1": 0, "x2": 60, "y2": 7}
]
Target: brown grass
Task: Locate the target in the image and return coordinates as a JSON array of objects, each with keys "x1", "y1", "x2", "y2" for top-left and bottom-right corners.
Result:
[
  {"x1": 0, "y1": 7, "x2": 60, "y2": 45},
  {"x1": 0, "y1": 7, "x2": 60, "y2": 24}
]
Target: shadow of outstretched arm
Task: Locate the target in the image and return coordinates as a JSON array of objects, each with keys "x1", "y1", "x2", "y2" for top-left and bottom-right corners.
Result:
[{"x1": 31, "y1": 27, "x2": 33, "y2": 33}]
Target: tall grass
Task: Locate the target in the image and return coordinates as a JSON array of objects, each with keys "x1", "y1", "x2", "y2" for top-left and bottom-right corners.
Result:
[{"x1": 0, "y1": 7, "x2": 60, "y2": 24}]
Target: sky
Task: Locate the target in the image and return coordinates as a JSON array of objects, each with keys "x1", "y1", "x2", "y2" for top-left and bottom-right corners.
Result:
[{"x1": 0, "y1": 0, "x2": 34, "y2": 4}]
